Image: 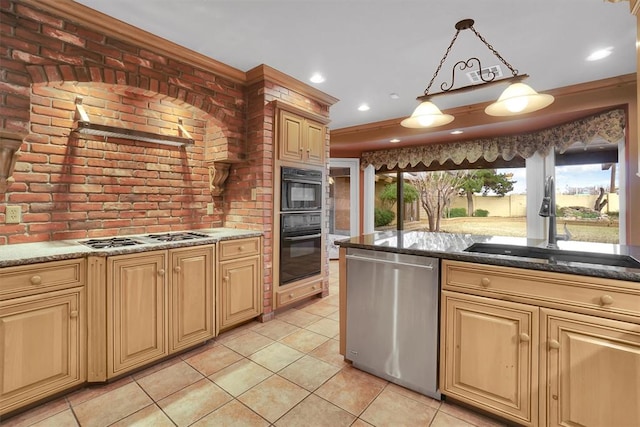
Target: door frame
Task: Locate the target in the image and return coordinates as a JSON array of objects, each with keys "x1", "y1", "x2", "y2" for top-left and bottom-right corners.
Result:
[{"x1": 329, "y1": 158, "x2": 360, "y2": 237}]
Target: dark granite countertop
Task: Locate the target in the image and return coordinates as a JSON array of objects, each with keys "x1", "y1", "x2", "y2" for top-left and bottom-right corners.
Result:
[
  {"x1": 337, "y1": 231, "x2": 640, "y2": 283},
  {"x1": 0, "y1": 228, "x2": 263, "y2": 268}
]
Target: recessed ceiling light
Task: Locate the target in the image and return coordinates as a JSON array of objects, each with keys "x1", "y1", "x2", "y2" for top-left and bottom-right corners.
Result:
[
  {"x1": 389, "y1": 93, "x2": 400, "y2": 99},
  {"x1": 390, "y1": 138, "x2": 400, "y2": 143},
  {"x1": 309, "y1": 73, "x2": 325, "y2": 83},
  {"x1": 586, "y1": 47, "x2": 613, "y2": 61},
  {"x1": 358, "y1": 104, "x2": 370, "y2": 112},
  {"x1": 450, "y1": 130, "x2": 464, "y2": 135}
]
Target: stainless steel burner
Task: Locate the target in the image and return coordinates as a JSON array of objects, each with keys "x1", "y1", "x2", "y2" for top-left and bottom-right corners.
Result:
[
  {"x1": 144, "y1": 231, "x2": 210, "y2": 242},
  {"x1": 81, "y1": 237, "x2": 143, "y2": 249}
]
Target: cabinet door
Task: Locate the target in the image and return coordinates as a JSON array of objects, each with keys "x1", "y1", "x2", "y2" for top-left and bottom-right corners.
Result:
[
  {"x1": 279, "y1": 110, "x2": 304, "y2": 162},
  {"x1": 305, "y1": 120, "x2": 325, "y2": 165},
  {"x1": 542, "y1": 309, "x2": 640, "y2": 427},
  {"x1": 0, "y1": 288, "x2": 84, "y2": 415},
  {"x1": 441, "y1": 291, "x2": 538, "y2": 426},
  {"x1": 169, "y1": 246, "x2": 214, "y2": 353},
  {"x1": 107, "y1": 251, "x2": 167, "y2": 377},
  {"x1": 219, "y1": 256, "x2": 261, "y2": 330}
]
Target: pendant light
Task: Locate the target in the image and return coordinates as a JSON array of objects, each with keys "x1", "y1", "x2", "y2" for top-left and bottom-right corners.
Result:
[{"x1": 402, "y1": 19, "x2": 554, "y2": 128}]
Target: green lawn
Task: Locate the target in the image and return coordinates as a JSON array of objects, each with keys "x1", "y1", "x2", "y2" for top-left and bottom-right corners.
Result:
[{"x1": 407, "y1": 217, "x2": 620, "y2": 244}]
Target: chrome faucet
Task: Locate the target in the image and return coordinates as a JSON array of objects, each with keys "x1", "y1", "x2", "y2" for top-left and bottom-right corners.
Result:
[{"x1": 539, "y1": 175, "x2": 571, "y2": 248}]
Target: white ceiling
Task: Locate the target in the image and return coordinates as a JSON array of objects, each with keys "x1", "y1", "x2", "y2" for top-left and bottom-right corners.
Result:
[{"x1": 74, "y1": 0, "x2": 636, "y2": 131}]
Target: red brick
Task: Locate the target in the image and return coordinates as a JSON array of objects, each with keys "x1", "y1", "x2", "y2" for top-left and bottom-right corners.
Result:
[
  {"x1": 42, "y1": 26, "x2": 84, "y2": 47},
  {"x1": 139, "y1": 49, "x2": 166, "y2": 64},
  {"x1": 15, "y1": 4, "x2": 63, "y2": 28},
  {"x1": 40, "y1": 48, "x2": 84, "y2": 67},
  {"x1": 4, "y1": 70, "x2": 30, "y2": 87},
  {"x1": 51, "y1": 212, "x2": 88, "y2": 222},
  {"x1": 14, "y1": 27, "x2": 63, "y2": 51},
  {"x1": 76, "y1": 27, "x2": 104, "y2": 43},
  {"x1": 11, "y1": 50, "x2": 49, "y2": 65},
  {"x1": 1, "y1": 34, "x2": 38, "y2": 53}
]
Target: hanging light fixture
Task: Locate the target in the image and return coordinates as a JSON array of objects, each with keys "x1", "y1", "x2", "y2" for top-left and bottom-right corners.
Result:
[{"x1": 401, "y1": 19, "x2": 554, "y2": 128}]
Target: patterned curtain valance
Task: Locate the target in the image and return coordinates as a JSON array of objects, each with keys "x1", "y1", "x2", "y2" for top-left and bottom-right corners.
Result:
[{"x1": 361, "y1": 109, "x2": 626, "y2": 170}]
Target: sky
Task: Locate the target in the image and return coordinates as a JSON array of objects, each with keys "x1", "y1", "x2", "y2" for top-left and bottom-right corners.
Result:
[{"x1": 497, "y1": 164, "x2": 618, "y2": 195}]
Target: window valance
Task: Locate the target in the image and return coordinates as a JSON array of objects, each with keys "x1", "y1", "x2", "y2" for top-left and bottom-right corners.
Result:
[{"x1": 361, "y1": 109, "x2": 626, "y2": 170}]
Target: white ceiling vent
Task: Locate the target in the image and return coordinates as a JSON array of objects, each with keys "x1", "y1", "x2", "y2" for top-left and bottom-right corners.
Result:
[{"x1": 466, "y1": 65, "x2": 503, "y2": 84}]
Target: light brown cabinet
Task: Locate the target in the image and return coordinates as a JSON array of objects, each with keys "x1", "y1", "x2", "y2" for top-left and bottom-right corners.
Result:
[
  {"x1": 278, "y1": 108, "x2": 326, "y2": 166},
  {"x1": 169, "y1": 245, "x2": 215, "y2": 352},
  {"x1": 107, "y1": 250, "x2": 168, "y2": 377},
  {"x1": 106, "y1": 246, "x2": 215, "y2": 378},
  {"x1": 541, "y1": 309, "x2": 640, "y2": 427},
  {"x1": 441, "y1": 291, "x2": 538, "y2": 426},
  {"x1": 441, "y1": 260, "x2": 640, "y2": 427},
  {"x1": 217, "y1": 237, "x2": 262, "y2": 331},
  {"x1": 0, "y1": 260, "x2": 86, "y2": 416}
]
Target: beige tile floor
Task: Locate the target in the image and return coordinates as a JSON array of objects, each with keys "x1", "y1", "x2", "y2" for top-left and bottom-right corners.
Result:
[{"x1": 2, "y1": 261, "x2": 507, "y2": 427}]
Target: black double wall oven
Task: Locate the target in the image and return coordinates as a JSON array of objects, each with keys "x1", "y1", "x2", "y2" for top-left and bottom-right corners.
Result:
[{"x1": 280, "y1": 167, "x2": 323, "y2": 285}]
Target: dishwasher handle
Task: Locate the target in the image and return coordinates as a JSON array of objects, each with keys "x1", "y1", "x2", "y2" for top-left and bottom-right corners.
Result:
[{"x1": 346, "y1": 254, "x2": 434, "y2": 270}]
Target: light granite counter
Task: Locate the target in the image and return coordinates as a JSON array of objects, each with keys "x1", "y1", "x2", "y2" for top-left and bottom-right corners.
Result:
[
  {"x1": 337, "y1": 230, "x2": 640, "y2": 283},
  {"x1": 0, "y1": 228, "x2": 262, "y2": 268}
]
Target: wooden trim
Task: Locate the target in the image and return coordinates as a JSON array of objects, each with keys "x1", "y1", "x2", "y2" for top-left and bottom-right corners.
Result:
[
  {"x1": 247, "y1": 64, "x2": 339, "y2": 107},
  {"x1": 22, "y1": 0, "x2": 246, "y2": 84},
  {"x1": 339, "y1": 247, "x2": 347, "y2": 356},
  {"x1": 86, "y1": 256, "x2": 107, "y2": 382}
]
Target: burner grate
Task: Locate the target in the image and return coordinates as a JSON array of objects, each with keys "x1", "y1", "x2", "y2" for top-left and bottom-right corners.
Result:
[
  {"x1": 144, "y1": 231, "x2": 210, "y2": 242},
  {"x1": 81, "y1": 237, "x2": 142, "y2": 249}
]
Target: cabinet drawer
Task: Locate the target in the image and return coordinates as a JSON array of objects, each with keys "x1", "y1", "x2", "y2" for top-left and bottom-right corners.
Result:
[
  {"x1": 0, "y1": 259, "x2": 85, "y2": 300},
  {"x1": 219, "y1": 237, "x2": 260, "y2": 261},
  {"x1": 276, "y1": 280, "x2": 322, "y2": 307},
  {"x1": 442, "y1": 260, "x2": 640, "y2": 320}
]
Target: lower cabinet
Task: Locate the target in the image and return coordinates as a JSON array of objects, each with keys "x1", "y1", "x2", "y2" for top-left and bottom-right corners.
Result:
[
  {"x1": 541, "y1": 309, "x2": 640, "y2": 427},
  {"x1": 0, "y1": 287, "x2": 85, "y2": 415},
  {"x1": 107, "y1": 246, "x2": 215, "y2": 378},
  {"x1": 441, "y1": 260, "x2": 640, "y2": 427},
  {"x1": 217, "y1": 237, "x2": 262, "y2": 331},
  {"x1": 441, "y1": 291, "x2": 539, "y2": 426}
]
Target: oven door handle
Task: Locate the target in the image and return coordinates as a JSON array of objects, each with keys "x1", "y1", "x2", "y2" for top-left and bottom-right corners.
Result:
[
  {"x1": 282, "y1": 178, "x2": 322, "y2": 185},
  {"x1": 283, "y1": 233, "x2": 322, "y2": 241}
]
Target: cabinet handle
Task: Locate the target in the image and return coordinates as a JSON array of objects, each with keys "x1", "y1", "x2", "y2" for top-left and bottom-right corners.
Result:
[
  {"x1": 224, "y1": 275, "x2": 230, "y2": 283},
  {"x1": 239, "y1": 246, "x2": 244, "y2": 251},
  {"x1": 174, "y1": 266, "x2": 181, "y2": 273},
  {"x1": 519, "y1": 333, "x2": 530, "y2": 342},
  {"x1": 306, "y1": 148, "x2": 310, "y2": 153},
  {"x1": 480, "y1": 277, "x2": 490, "y2": 287},
  {"x1": 311, "y1": 285, "x2": 316, "y2": 290},
  {"x1": 299, "y1": 147, "x2": 304, "y2": 152},
  {"x1": 549, "y1": 339, "x2": 560, "y2": 350},
  {"x1": 30, "y1": 275, "x2": 42, "y2": 285},
  {"x1": 600, "y1": 294, "x2": 614, "y2": 306},
  {"x1": 158, "y1": 269, "x2": 165, "y2": 276},
  {"x1": 288, "y1": 293, "x2": 294, "y2": 299},
  {"x1": 70, "y1": 310, "x2": 78, "y2": 318}
]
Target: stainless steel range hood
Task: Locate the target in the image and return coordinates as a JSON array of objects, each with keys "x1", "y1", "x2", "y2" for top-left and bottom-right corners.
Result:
[{"x1": 73, "y1": 96, "x2": 194, "y2": 147}]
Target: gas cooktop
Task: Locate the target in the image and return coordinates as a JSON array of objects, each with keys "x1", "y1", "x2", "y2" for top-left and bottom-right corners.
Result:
[
  {"x1": 81, "y1": 237, "x2": 143, "y2": 249},
  {"x1": 144, "y1": 231, "x2": 211, "y2": 242},
  {"x1": 80, "y1": 231, "x2": 212, "y2": 249}
]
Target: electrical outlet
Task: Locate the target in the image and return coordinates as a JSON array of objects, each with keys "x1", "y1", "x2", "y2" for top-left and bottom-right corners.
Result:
[
  {"x1": 206, "y1": 202, "x2": 214, "y2": 215},
  {"x1": 251, "y1": 188, "x2": 257, "y2": 201},
  {"x1": 6, "y1": 206, "x2": 21, "y2": 224}
]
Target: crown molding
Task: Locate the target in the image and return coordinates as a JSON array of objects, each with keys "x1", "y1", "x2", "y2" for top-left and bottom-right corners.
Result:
[
  {"x1": 20, "y1": 0, "x2": 247, "y2": 84},
  {"x1": 246, "y1": 64, "x2": 339, "y2": 107}
]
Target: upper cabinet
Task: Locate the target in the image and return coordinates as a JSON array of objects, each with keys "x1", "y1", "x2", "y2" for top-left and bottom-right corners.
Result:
[{"x1": 275, "y1": 101, "x2": 329, "y2": 166}]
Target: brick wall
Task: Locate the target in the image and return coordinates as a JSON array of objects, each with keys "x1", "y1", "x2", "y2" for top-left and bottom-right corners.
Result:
[{"x1": 0, "y1": 1, "x2": 333, "y2": 318}]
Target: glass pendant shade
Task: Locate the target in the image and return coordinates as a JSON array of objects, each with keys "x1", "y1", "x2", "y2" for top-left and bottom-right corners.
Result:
[
  {"x1": 485, "y1": 82, "x2": 554, "y2": 116},
  {"x1": 401, "y1": 101, "x2": 454, "y2": 128}
]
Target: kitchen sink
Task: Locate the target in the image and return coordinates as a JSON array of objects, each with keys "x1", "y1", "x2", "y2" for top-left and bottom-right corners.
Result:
[{"x1": 464, "y1": 243, "x2": 640, "y2": 269}]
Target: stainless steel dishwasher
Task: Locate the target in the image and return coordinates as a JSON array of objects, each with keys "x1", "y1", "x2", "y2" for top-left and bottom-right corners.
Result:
[{"x1": 345, "y1": 248, "x2": 441, "y2": 400}]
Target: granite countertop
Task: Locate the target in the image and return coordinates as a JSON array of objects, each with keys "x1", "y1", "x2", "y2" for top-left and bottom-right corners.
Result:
[
  {"x1": 0, "y1": 228, "x2": 263, "y2": 268},
  {"x1": 337, "y1": 230, "x2": 640, "y2": 283}
]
